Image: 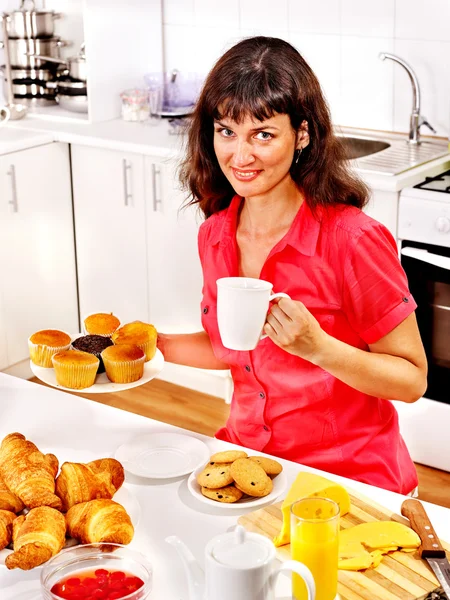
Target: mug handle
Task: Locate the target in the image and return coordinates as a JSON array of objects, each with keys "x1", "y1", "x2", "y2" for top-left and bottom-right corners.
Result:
[
  {"x1": 270, "y1": 559, "x2": 316, "y2": 600},
  {"x1": 260, "y1": 292, "x2": 291, "y2": 340}
]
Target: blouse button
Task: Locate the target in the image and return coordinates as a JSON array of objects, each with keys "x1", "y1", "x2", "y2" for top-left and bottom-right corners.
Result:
[
  {"x1": 259, "y1": 392, "x2": 265, "y2": 399},
  {"x1": 203, "y1": 306, "x2": 209, "y2": 314},
  {"x1": 402, "y1": 297, "x2": 409, "y2": 303},
  {"x1": 263, "y1": 425, "x2": 269, "y2": 431},
  {"x1": 245, "y1": 365, "x2": 251, "y2": 372}
]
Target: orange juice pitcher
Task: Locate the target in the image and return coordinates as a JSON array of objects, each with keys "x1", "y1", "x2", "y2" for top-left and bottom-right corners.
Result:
[{"x1": 291, "y1": 497, "x2": 339, "y2": 600}]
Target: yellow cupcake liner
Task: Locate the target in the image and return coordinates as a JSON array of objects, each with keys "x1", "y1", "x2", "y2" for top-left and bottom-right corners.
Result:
[
  {"x1": 137, "y1": 338, "x2": 157, "y2": 362},
  {"x1": 52, "y1": 359, "x2": 99, "y2": 389},
  {"x1": 28, "y1": 339, "x2": 71, "y2": 368},
  {"x1": 103, "y1": 356, "x2": 145, "y2": 383}
]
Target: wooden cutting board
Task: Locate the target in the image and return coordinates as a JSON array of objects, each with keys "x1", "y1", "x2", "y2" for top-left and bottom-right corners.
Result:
[{"x1": 238, "y1": 489, "x2": 450, "y2": 600}]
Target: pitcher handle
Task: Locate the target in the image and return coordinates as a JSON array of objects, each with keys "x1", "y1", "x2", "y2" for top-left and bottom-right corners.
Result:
[
  {"x1": 270, "y1": 559, "x2": 316, "y2": 600},
  {"x1": 260, "y1": 292, "x2": 291, "y2": 340}
]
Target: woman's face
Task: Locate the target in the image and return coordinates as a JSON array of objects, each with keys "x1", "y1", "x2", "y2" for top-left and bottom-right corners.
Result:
[{"x1": 213, "y1": 112, "x2": 301, "y2": 199}]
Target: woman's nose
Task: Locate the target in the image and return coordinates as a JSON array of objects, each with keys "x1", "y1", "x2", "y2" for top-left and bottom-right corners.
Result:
[{"x1": 233, "y1": 140, "x2": 255, "y2": 166}]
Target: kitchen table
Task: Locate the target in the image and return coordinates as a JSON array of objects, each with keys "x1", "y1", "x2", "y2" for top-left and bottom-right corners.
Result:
[{"x1": 1, "y1": 372, "x2": 450, "y2": 600}]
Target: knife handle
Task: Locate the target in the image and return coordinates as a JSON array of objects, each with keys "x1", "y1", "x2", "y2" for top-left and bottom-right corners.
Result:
[{"x1": 401, "y1": 499, "x2": 446, "y2": 558}]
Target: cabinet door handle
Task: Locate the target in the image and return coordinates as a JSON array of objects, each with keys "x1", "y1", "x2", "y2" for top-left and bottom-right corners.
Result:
[
  {"x1": 151, "y1": 163, "x2": 162, "y2": 211},
  {"x1": 122, "y1": 159, "x2": 132, "y2": 206},
  {"x1": 7, "y1": 165, "x2": 18, "y2": 213}
]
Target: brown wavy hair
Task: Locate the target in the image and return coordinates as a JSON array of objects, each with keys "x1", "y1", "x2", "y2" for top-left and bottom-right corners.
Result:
[{"x1": 180, "y1": 36, "x2": 369, "y2": 219}]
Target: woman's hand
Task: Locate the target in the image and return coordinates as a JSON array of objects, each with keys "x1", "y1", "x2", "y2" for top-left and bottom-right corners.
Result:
[{"x1": 263, "y1": 298, "x2": 328, "y2": 362}]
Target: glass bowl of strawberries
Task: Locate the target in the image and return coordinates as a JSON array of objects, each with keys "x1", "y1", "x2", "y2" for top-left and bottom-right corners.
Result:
[{"x1": 40, "y1": 543, "x2": 153, "y2": 600}]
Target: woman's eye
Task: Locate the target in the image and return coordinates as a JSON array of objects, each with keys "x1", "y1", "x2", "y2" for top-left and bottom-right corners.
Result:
[
  {"x1": 256, "y1": 131, "x2": 273, "y2": 140},
  {"x1": 215, "y1": 128, "x2": 234, "y2": 137}
]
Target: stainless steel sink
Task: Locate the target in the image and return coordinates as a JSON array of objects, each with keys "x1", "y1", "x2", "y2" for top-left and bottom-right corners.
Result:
[
  {"x1": 339, "y1": 136, "x2": 391, "y2": 160},
  {"x1": 337, "y1": 131, "x2": 449, "y2": 176}
]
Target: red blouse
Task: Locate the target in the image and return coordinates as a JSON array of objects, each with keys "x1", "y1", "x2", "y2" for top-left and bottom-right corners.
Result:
[{"x1": 198, "y1": 195, "x2": 418, "y2": 494}]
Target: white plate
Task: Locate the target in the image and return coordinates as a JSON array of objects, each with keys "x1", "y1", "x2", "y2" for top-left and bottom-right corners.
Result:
[
  {"x1": 187, "y1": 463, "x2": 287, "y2": 510},
  {"x1": 0, "y1": 483, "x2": 141, "y2": 568},
  {"x1": 30, "y1": 340, "x2": 164, "y2": 393},
  {"x1": 115, "y1": 432, "x2": 210, "y2": 479}
]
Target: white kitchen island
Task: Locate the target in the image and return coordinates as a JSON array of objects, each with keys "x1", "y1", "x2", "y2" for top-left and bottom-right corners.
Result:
[{"x1": 1, "y1": 373, "x2": 450, "y2": 600}]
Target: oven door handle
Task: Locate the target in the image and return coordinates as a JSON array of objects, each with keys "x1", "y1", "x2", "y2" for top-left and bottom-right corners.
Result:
[{"x1": 401, "y1": 246, "x2": 450, "y2": 270}]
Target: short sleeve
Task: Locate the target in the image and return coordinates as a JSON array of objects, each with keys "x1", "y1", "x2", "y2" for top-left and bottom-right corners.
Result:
[{"x1": 342, "y1": 222, "x2": 417, "y2": 344}]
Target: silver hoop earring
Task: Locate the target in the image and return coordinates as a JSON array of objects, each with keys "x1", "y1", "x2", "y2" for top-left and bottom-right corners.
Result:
[{"x1": 295, "y1": 148, "x2": 303, "y2": 164}]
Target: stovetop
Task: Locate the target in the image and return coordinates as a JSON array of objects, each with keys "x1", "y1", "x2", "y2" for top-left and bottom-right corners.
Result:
[{"x1": 415, "y1": 169, "x2": 450, "y2": 193}]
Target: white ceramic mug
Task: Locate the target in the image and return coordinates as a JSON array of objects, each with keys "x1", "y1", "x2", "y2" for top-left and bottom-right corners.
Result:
[
  {"x1": 0, "y1": 106, "x2": 10, "y2": 128},
  {"x1": 216, "y1": 277, "x2": 290, "y2": 351}
]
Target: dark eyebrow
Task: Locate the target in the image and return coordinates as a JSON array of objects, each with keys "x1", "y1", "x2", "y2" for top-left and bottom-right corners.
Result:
[{"x1": 214, "y1": 120, "x2": 279, "y2": 132}]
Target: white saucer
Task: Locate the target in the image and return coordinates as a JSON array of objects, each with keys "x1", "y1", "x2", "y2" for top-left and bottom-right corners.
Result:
[
  {"x1": 115, "y1": 432, "x2": 210, "y2": 479},
  {"x1": 0, "y1": 483, "x2": 140, "y2": 568},
  {"x1": 187, "y1": 463, "x2": 287, "y2": 510},
  {"x1": 30, "y1": 344, "x2": 164, "y2": 394}
]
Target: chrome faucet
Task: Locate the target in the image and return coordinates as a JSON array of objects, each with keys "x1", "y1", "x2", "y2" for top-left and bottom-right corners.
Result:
[{"x1": 379, "y1": 52, "x2": 436, "y2": 144}]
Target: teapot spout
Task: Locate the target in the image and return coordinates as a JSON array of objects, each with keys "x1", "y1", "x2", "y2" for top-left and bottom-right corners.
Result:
[{"x1": 166, "y1": 535, "x2": 205, "y2": 600}]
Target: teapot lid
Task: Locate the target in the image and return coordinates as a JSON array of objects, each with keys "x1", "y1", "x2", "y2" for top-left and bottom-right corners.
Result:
[{"x1": 211, "y1": 526, "x2": 272, "y2": 569}]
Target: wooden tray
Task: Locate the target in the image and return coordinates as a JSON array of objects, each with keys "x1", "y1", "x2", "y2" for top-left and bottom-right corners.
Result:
[{"x1": 238, "y1": 489, "x2": 450, "y2": 600}]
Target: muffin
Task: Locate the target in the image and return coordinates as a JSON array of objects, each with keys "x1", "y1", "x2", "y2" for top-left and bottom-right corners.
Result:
[
  {"x1": 52, "y1": 350, "x2": 99, "y2": 389},
  {"x1": 28, "y1": 330, "x2": 72, "y2": 368},
  {"x1": 111, "y1": 321, "x2": 157, "y2": 362},
  {"x1": 71, "y1": 335, "x2": 114, "y2": 374},
  {"x1": 101, "y1": 345, "x2": 145, "y2": 383},
  {"x1": 84, "y1": 313, "x2": 120, "y2": 337}
]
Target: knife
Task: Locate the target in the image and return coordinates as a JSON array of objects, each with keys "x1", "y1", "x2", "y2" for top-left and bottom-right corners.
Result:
[{"x1": 402, "y1": 498, "x2": 450, "y2": 600}]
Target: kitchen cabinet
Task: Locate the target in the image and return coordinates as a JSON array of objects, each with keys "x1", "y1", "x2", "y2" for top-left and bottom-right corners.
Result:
[
  {"x1": 0, "y1": 142, "x2": 78, "y2": 367},
  {"x1": 71, "y1": 144, "x2": 149, "y2": 325},
  {"x1": 145, "y1": 156, "x2": 204, "y2": 333}
]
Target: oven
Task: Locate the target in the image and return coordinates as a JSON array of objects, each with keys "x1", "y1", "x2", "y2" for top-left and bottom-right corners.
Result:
[{"x1": 396, "y1": 170, "x2": 450, "y2": 472}]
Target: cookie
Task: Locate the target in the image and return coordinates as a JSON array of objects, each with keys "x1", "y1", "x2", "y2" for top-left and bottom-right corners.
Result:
[
  {"x1": 197, "y1": 463, "x2": 234, "y2": 489},
  {"x1": 230, "y1": 458, "x2": 273, "y2": 497},
  {"x1": 209, "y1": 450, "x2": 248, "y2": 463},
  {"x1": 248, "y1": 456, "x2": 283, "y2": 477},
  {"x1": 201, "y1": 485, "x2": 243, "y2": 503}
]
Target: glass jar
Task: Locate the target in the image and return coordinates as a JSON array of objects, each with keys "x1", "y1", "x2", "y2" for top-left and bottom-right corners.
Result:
[{"x1": 120, "y1": 88, "x2": 150, "y2": 122}]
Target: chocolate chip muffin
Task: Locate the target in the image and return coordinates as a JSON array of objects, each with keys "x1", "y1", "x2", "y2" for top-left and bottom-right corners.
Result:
[{"x1": 71, "y1": 335, "x2": 113, "y2": 374}]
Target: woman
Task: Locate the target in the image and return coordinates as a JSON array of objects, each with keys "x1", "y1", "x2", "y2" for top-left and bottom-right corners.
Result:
[{"x1": 157, "y1": 36, "x2": 427, "y2": 495}]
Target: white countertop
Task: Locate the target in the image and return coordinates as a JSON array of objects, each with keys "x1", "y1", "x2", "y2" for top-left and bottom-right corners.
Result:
[
  {"x1": 1, "y1": 372, "x2": 449, "y2": 600},
  {"x1": 2, "y1": 116, "x2": 450, "y2": 191}
]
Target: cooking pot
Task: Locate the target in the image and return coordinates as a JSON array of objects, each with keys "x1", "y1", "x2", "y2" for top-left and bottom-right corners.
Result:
[
  {"x1": 1, "y1": 65, "x2": 56, "y2": 82},
  {"x1": 0, "y1": 37, "x2": 65, "y2": 68},
  {"x1": 29, "y1": 43, "x2": 86, "y2": 81},
  {"x1": 46, "y1": 78, "x2": 88, "y2": 113},
  {"x1": 4, "y1": 0, "x2": 61, "y2": 39}
]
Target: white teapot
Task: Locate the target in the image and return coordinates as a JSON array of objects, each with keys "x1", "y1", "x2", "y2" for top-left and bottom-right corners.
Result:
[{"x1": 166, "y1": 525, "x2": 315, "y2": 600}]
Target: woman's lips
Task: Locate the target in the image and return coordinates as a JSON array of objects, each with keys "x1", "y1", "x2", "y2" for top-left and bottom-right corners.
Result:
[{"x1": 231, "y1": 168, "x2": 262, "y2": 182}]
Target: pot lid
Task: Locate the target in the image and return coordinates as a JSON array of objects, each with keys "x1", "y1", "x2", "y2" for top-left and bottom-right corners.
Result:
[{"x1": 211, "y1": 526, "x2": 272, "y2": 568}]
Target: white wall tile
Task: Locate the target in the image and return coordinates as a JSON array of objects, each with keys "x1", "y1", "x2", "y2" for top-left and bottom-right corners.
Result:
[
  {"x1": 164, "y1": 24, "x2": 242, "y2": 77},
  {"x1": 240, "y1": 0, "x2": 288, "y2": 31},
  {"x1": 289, "y1": 33, "x2": 341, "y2": 123},
  {"x1": 163, "y1": 0, "x2": 195, "y2": 26},
  {"x1": 341, "y1": 0, "x2": 395, "y2": 38},
  {"x1": 393, "y1": 39, "x2": 450, "y2": 138},
  {"x1": 288, "y1": 0, "x2": 340, "y2": 35},
  {"x1": 395, "y1": 0, "x2": 450, "y2": 42},
  {"x1": 194, "y1": 0, "x2": 240, "y2": 28},
  {"x1": 340, "y1": 36, "x2": 395, "y2": 130}
]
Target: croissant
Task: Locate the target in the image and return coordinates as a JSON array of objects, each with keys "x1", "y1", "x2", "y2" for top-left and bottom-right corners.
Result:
[
  {"x1": 0, "y1": 433, "x2": 61, "y2": 510},
  {"x1": 0, "y1": 509, "x2": 16, "y2": 551},
  {"x1": 5, "y1": 506, "x2": 66, "y2": 570},
  {"x1": 66, "y1": 499, "x2": 134, "y2": 545},
  {"x1": 55, "y1": 461, "x2": 119, "y2": 512},
  {"x1": 87, "y1": 458, "x2": 125, "y2": 492},
  {"x1": 0, "y1": 473, "x2": 24, "y2": 513}
]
